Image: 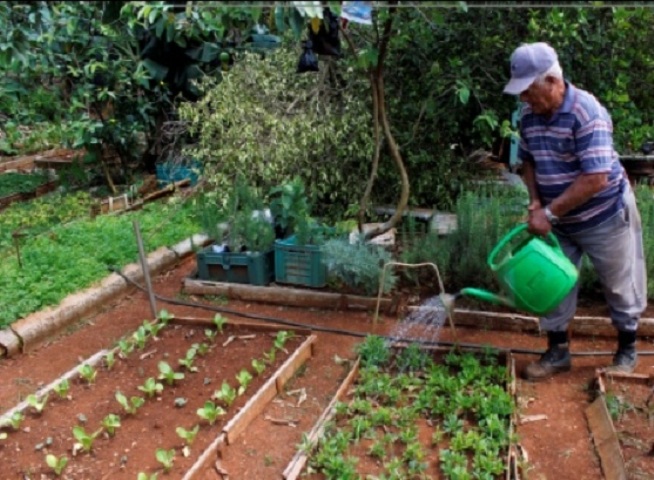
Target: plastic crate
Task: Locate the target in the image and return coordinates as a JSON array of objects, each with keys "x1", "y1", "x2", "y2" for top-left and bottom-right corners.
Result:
[
  {"x1": 274, "y1": 236, "x2": 326, "y2": 288},
  {"x1": 196, "y1": 246, "x2": 274, "y2": 286},
  {"x1": 155, "y1": 160, "x2": 201, "y2": 187}
]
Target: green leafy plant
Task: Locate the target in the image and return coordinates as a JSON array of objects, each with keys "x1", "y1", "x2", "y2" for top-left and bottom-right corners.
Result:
[
  {"x1": 158, "y1": 361, "x2": 185, "y2": 386},
  {"x1": 176, "y1": 425, "x2": 200, "y2": 446},
  {"x1": 193, "y1": 342, "x2": 210, "y2": 356},
  {"x1": 101, "y1": 414, "x2": 121, "y2": 437},
  {"x1": 2, "y1": 411, "x2": 24, "y2": 430},
  {"x1": 138, "y1": 378, "x2": 164, "y2": 398},
  {"x1": 26, "y1": 393, "x2": 49, "y2": 414},
  {"x1": 78, "y1": 364, "x2": 97, "y2": 384},
  {"x1": 322, "y1": 238, "x2": 397, "y2": 296},
  {"x1": 274, "y1": 330, "x2": 293, "y2": 351},
  {"x1": 72, "y1": 425, "x2": 102, "y2": 453},
  {"x1": 252, "y1": 358, "x2": 266, "y2": 375},
  {"x1": 137, "y1": 473, "x2": 158, "y2": 480},
  {"x1": 263, "y1": 347, "x2": 276, "y2": 365},
  {"x1": 213, "y1": 314, "x2": 226, "y2": 333},
  {"x1": 204, "y1": 328, "x2": 217, "y2": 343},
  {"x1": 356, "y1": 335, "x2": 390, "y2": 368},
  {"x1": 178, "y1": 347, "x2": 198, "y2": 372},
  {"x1": 132, "y1": 326, "x2": 149, "y2": 350},
  {"x1": 104, "y1": 351, "x2": 116, "y2": 370},
  {"x1": 158, "y1": 309, "x2": 174, "y2": 326},
  {"x1": 115, "y1": 391, "x2": 145, "y2": 415},
  {"x1": 236, "y1": 369, "x2": 253, "y2": 395},
  {"x1": 155, "y1": 448, "x2": 176, "y2": 473},
  {"x1": 118, "y1": 339, "x2": 135, "y2": 356},
  {"x1": 53, "y1": 379, "x2": 70, "y2": 398},
  {"x1": 45, "y1": 453, "x2": 68, "y2": 476},
  {"x1": 395, "y1": 343, "x2": 432, "y2": 372},
  {"x1": 196, "y1": 401, "x2": 226, "y2": 426},
  {"x1": 212, "y1": 381, "x2": 237, "y2": 407}
]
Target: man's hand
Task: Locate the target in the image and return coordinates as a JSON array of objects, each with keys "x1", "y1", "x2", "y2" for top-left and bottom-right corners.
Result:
[{"x1": 528, "y1": 207, "x2": 552, "y2": 236}]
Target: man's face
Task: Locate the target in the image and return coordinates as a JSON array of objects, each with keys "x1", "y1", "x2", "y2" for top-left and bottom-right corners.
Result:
[{"x1": 519, "y1": 77, "x2": 558, "y2": 116}]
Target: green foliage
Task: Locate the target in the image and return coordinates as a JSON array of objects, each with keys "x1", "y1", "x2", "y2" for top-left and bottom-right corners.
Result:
[
  {"x1": 356, "y1": 335, "x2": 390, "y2": 368},
  {"x1": 101, "y1": 414, "x2": 121, "y2": 437},
  {"x1": 0, "y1": 198, "x2": 201, "y2": 327},
  {"x1": 45, "y1": 454, "x2": 68, "y2": 476},
  {"x1": 323, "y1": 238, "x2": 396, "y2": 296},
  {"x1": 26, "y1": 393, "x2": 49, "y2": 414},
  {"x1": 0, "y1": 172, "x2": 50, "y2": 197},
  {"x1": 158, "y1": 361, "x2": 185, "y2": 386},
  {"x1": 224, "y1": 177, "x2": 275, "y2": 252},
  {"x1": 155, "y1": 448, "x2": 176, "y2": 473},
  {"x1": 178, "y1": 47, "x2": 372, "y2": 221}
]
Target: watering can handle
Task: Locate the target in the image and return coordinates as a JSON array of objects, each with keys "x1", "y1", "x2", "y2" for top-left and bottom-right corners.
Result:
[{"x1": 487, "y1": 223, "x2": 562, "y2": 270}]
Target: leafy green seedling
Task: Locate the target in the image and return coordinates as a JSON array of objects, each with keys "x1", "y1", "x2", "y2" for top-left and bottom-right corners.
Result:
[
  {"x1": 132, "y1": 326, "x2": 149, "y2": 350},
  {"x1": 158, "y1": 361, "x2": 184, "y2": 386},
  {"x1": 118, "y1": 339, "x2": 134, "y2": 356},
  {"x1": 213, "y1": 314, "x2": 226, "y2": 333},
  {"x1": 212, "y1": 381, "x2": 237, "y2": 407},
  {"x1": 236, "y1": 369, "x2": 253, "y2": 395},
  {"x1": 178, "y1": 347, "x2": 198, "y2": 372},
  {"x1": 72, "y1": 425, "x2": 102, "y2": 453},
  {"x1": 252, "y1": 359, "x2": 266, "y2": 375},
  {"x1": 204, "y1": 328, "x2": 217, "y2": 343},
  {"x1": 138, "y1": 377, "x2": 164, "y2": 398},
  {"x1": 192, "y1": 342, "x2": 209, "y2": 356},
  {"x1": 101, "y1": 414, "x2": 121, "y2": 436},
  {"x1": 355, "y1": 335, "x2": 390, "y2": 367},
  {"x1": 2, "y1": 411, "x2": 24, "y2": 430},
  {"x1": 142, "y1": 319, "x2": 163, "y2": 338},
  {"x1": 196, "y1": 401, "x2": 225, "y2": 426},
  {"x1": 274, "y1": 330, "x2": 293, "y2": 351},
  {"x1": 53, "y1": 379, "x2": 70, "y2": 399},
  {"x1": 78, "y1": 364, "x2": 97, "y2": 384},
  {"x1": 155, "y1": 448, "x2": 176, "y2": 473},
  {"x1": 137, "y1": 473, "x2": 159, "y2": 480},
  {"x1": 176, "y1": 425, "x2": 200, "y2": 446},
  {"x1": 104, "y1": 351, "x2": 116, "y2": 370},
  {"x1": 263, "y1": 347, "x2": 276, "y2": 365},
  {"x1": 115, "y1": 391, "x2": 145, "y2": 415},
  {"x1": 45, "y1": 454, "x2": 68, "y2": 476},
  {"x1": 157, "y1": 309, "x2": 174, "y2": 325},
  {"x1": 26, "y1": 393, "x2": 49, "y2": 414}
]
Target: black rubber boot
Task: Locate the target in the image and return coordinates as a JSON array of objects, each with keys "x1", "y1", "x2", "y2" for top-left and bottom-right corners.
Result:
[
  {"x1": 607, "y1": 330, "x2": 637, "y2": 373},
  {"x1": 523, "y1": 330, "x2": 571, "y2": 382}
]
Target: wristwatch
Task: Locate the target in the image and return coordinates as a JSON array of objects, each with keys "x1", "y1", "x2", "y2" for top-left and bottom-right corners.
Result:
[{"x1": 544, "y1": 206, "x2": 559, "y2": 224}]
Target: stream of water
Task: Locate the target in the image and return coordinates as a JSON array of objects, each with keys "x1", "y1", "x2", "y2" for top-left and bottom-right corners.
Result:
[{"x1": 386, "y1": 294, "x2": 450, "y2": 347}]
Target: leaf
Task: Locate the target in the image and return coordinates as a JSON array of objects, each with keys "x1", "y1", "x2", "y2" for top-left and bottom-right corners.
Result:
[
  {"x1": 274, "y1": 7, "x2": 286, "y2": 33},
  {"x1": 142, "y1": 59, "x2": 169, "y2": 81}
]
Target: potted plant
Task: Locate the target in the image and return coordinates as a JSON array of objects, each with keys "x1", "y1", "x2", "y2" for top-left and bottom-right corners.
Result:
[
  {"x1": 196, "y1": 177, "x2": 275, "y2": 285},
  {"x1": 270, "y1": 177, "x2": 339, "y2": 288}
]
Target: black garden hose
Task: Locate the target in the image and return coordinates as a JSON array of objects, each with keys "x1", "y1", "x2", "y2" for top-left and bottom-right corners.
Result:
[{"x1": 108, "y1": 266, "x2": 654, "y2": 357}]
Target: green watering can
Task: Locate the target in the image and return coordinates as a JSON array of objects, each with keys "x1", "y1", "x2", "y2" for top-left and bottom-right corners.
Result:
[{"x1": 448, "y1": 223, "x2": 579, "y2": 316}]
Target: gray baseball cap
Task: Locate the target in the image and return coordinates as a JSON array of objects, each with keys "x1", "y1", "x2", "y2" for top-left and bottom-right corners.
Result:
[{"x1": 503, "y1": 42, "x2": 558, "y2": 95}]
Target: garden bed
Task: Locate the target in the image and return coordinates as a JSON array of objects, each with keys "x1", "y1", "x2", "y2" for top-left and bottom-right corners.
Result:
[
  {"x1": 588, "y1": 370, "x2": 654, "y2": 480},
  {"x1": 284, "y1": 339, "x2": 520, "y2": 479},
  {"x1": 0, "y1": 315, "x2": 315, "y2": 479}
]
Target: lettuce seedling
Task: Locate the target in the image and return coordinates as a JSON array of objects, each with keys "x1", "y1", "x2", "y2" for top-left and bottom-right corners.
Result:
[
  {"x1": 274, "y1": 330, "x2": 293, "y2": 351},
  {"x1": 158, "y1": 361, "x2": 184, "y2": 386},
  {"x1": 45, "y1": 454, "x2": 68, "y2": 476},
  {"x1": 178, "y1": 348, "x2": 198, "y2": 372},
  {"x1": 104, "y1": 351, "x2": 116, "y2": 370},
  {"x1": 118, "y1": 339, "x2": 134, "y2": 356},
  {"x1": 72, "y1": 425, "x2": 102, "y2": 453},
  {"x1": 53, "y1": 379, "x2": 70, "y2": 399},
  {"x1": 142, "y1": 319, "x2": 163, "y2": 338},
  {"x1": 115, "y1": 391, "x2": 145, "y2": 415},
  {"x1": 101, "y1": 414, "x2": 121, "y2": 436},
  {"x1": 252, "y1": 359, "x2": 266, "y2": 375},
  {"x1": 176, "y1": 425, "x2": 200, "y2": 446},
  {"x1": 2, "y1": 411, "x2": 24, "y2": 430},
  {"x1": 192, "y1": 342, "x2": 209, "y2": 356},
  {"x1": 155, "y1": 448, "x2": 176, "y2": 472},
  {"x1": 137, "y1": 473, "x2": 159, "y2": 480},
  {"x1": 78, "y1": 364, "x2": 97, "y2": 384},
  {"x1": 263, "y1": 348, "x2": 276, "y2": 365},
  {"x1": 236, "y1": 369, "x2": 253, "y2": 395},
  {"x1": 212, "y1": 381, "x2": 237, "y2": 407},
  {"x1": 204, "y1": 329, "x2": 217, "y2": 343},
  {"x1": 212, "y1": 314, "x2": 226, "y2": 333},
  {"x1": 196, "y1": 401, "x2": 225, "y2": 426},
  {"x1": 138, "y1": 378, "x2": 164, "y2": 398},
  {"x1": 26, "y1": 393, "x2": 49, "y2": 414},
  {"x1": 132, "y1": 326, "x2": 148, "y2": 350},
  {"x1": 157, "y1": 309, "x2": 174, "y2": 326}
]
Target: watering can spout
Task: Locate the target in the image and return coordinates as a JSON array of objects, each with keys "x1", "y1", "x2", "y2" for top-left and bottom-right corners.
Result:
[{"x1": 459, "y1": 287, "x2": 516, "y2": 309}]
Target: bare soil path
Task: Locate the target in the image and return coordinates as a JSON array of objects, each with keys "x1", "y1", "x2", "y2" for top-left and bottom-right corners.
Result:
[{"x1": 2, "y1": 255, "x2": 653, "y2": 479}]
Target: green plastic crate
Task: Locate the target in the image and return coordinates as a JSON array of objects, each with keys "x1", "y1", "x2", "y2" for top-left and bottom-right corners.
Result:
[
  {"x1": 196, "y1": 246, "x2": 274, "y2": 286},
  {"x1": 274, "y1": 236, "x2": 326, "y2": 288}
]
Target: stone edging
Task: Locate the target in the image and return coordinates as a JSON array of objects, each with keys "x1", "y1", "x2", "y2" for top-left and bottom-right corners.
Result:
[{"x1": 0, "y1": 234, "x2": 209, "y2": 358}]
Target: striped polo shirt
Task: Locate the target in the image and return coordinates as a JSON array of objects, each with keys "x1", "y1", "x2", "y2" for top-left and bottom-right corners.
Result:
[{"x1": 518, "y1": 81, "x2": 628, "y2": 234}]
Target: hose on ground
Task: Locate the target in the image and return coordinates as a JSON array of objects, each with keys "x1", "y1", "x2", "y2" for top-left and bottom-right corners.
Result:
[{"x1": 109, "y1": 266, "x2": 654, "y2": 357}]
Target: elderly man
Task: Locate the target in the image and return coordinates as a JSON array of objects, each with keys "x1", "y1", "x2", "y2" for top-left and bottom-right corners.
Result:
[{"x1": 504, "y1": 42, "x2": 647, "y2": 381}]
